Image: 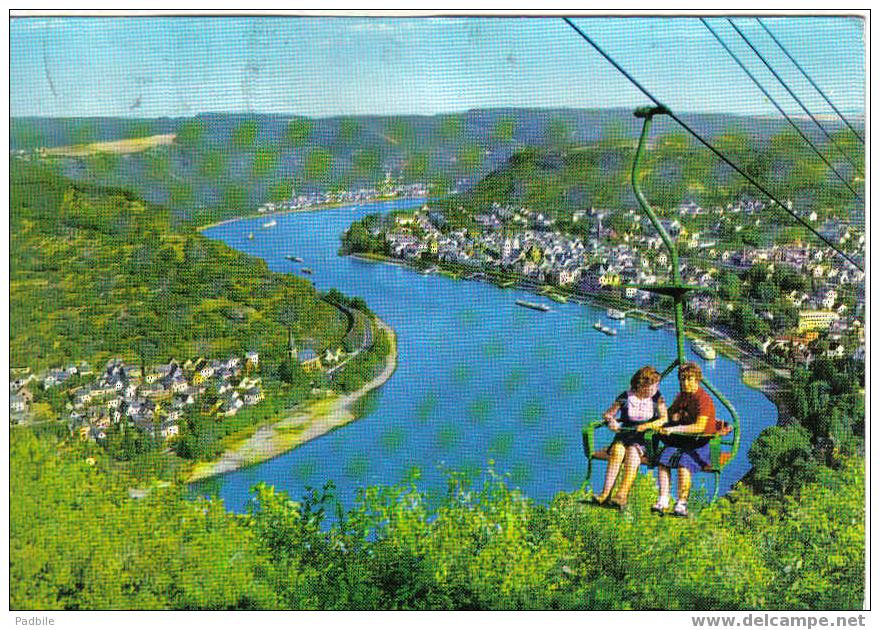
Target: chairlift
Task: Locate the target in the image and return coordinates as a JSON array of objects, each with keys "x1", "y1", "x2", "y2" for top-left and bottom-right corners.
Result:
[{"x1": 582, "y1": 106, "x2": 741, "y2": 502}]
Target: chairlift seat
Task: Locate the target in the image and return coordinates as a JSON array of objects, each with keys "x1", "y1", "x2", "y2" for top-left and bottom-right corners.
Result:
[
  {"x1": 583, "y1": 421, "x2": 736, "y2": 484},
  {"x1": 579, "y1": 105, "x2": 744, "y2": 503},
  {"x1": 587, "y1": 445, "x2": 731, "y2": 473}
]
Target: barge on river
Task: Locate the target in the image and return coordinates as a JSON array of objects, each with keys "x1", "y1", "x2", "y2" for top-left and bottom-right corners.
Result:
[
  {"x1": 515, "y1": 300, "x2": 550, "y2": 312},
  {"x1": 692, "y1": 339, "x2": 717, "y2": 360}
]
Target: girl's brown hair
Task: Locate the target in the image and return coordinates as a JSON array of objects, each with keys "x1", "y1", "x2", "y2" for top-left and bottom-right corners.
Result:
[{"x1": 630, "y1": 365, "x2": 660, "y2": 391}]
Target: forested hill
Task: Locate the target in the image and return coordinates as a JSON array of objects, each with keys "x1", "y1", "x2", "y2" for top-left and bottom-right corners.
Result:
[
  {"x1": 9, "y1": 161, "x2": 346, "y2": 372},
  {"x1": 11, "y1": 108, "x2": 861, "y2": 226},
  {"x1": 437, "y1": 127, "x2": 863, "y2": 223},
  {"x1": 12, "y1": 108, "x2": 813, "y2": 152}
]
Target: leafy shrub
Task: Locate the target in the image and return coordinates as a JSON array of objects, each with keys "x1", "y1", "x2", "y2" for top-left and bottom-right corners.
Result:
[{"x1": 748, "y1": 425, "x2": 819, "y2": 498}]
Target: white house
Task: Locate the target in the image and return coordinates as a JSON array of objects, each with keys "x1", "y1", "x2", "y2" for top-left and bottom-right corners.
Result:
[{"x1": 820, "y1": 289, "x2": 838, "y2": 310}]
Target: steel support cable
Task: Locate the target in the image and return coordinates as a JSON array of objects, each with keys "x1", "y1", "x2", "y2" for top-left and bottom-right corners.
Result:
[
  {"x1": 561, "y1": 17, "x2": 864, "y2": 272},
  {"x1": 701, "y1": 18, "x2": 863, "y2": 204},
  {"x1": 756, "y1": 18, "x2": 865, "y2": 145},
  {"x1": 727, "y1": 18, "x2": 863, "y2": 175}
]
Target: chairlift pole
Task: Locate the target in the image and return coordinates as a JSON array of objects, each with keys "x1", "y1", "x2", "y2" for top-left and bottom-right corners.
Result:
[{"x1": 632, "y1": 105, "x2": 686, "y2": 367}]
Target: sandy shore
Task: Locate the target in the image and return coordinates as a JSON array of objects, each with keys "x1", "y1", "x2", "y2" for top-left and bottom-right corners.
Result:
[
  {"x1": 187, "y1": 318, "x2": 397, "y2": 482},
  {"x1": 195, "y1": 196, "x2": 415, "y2": 232}
]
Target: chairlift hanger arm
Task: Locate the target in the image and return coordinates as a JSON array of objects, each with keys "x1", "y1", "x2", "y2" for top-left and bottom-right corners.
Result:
[{"x1": 631, "y1": 108, "x2": 687, "y2": 365}]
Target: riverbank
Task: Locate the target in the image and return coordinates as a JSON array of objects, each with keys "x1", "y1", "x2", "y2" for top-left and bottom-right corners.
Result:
[
  {"x1": 186, "y1": 317, "x2": 398, "y2": 482},
  {"x1": 195, "y1": 195, "x2": 425, "y2": 232}
]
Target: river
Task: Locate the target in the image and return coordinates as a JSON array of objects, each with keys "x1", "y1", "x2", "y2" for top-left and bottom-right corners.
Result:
[{"x1": 199, "y1": 198, "x2": 777, "y2": 513}]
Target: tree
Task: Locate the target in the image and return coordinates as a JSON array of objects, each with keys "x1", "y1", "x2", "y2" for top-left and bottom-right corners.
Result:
[
  {"x1": 340, "y1": 222, "x2": 380, "y2": 255},
  {"x1": 269, "y1": 179, "x2": 293, "y2": 202},
  {"x1": 276, "y1": 357, "x2": 296, "y2": 384},
  {"x1": 755, "y1": 280, "x2": 779, "y2": 304},
  {"x1": 174, "y1": 413, "x2": 222, "y2": 461},
  {"x1": 491, "y1": 117, "x2": 516, "y2": 143},
  {"x1": 457, "y1": 145, "x2": 484, "y2": 171},
  {"x1": 232, "y1": 120, "x2": 260, "y2": 149},
  {"x1": 403, "y1": 152, "x2": 429, "y2": 181},
  {"x1": 385, "y1": 118, "x2": 414, "y2": 148},
  {"x1": 286, "y1": 118, "x2": 313, "y2": 146},
  {"x1": 774, "y1": 265, "x2": 808, "y2": 293},
  {"x1": 437, "y1": 115, "x2": 463, "y2": 141},
  {"x1": 199, "y1": 149, "x2": 226, "y2": 178},
  {"x1": 11, "y1": 430, "x2": 278, "y2": 609},
  {"x1": 718, "y1": 271, "x2": 742, "y2": 301},
  {"x1": 748, "y1": 424, "x2": 819, "y2": 497},
  {"x1": 252, "y1": 148, "x2": 278, "y2": 178},
  {"x1": 277, "y1": 357, "x2": 309, "y2": 388},
  {"x1": 771, "y1": 301, "x2": 799, "y2": 333},
  {"x1": 729, "y1": 302, "x2": 770, "y2": 338},
  {"x1": 546, "y1": 117, "x2": 572, "y2": 149},
  {"x1": 304, "y1": 149, "x2": 333, "y2": 183},
  {"x1": 353, "y1": 147, "x2": 382, "y2": 178},
  {"x1": 337, "y1": 118, "x2": 361, "y2": 144},
  {"x1": 743, "y1": 262, "x2": 771, "y2": 287},
  {"x1": 176, "y1": 119, "x2": 207, "y2": 147}
]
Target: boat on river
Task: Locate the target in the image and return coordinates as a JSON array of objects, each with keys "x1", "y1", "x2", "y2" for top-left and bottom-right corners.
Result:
[
  {"x1": 262, "y1": 219, "x2": 277, "y2": 228},
  {"x1": 516, "y1": 300, "x2": 550, "y2": 312},
  {"x1": 607, "y1": 308, "x2": 627, "y2": 320},
  {"x1": 692, "y1": 339, "x2": 716, "y2": 360},
  {"x1": 285, "y1": 255, "x2": 304, "y2": 263},
  {"x1": 247, "y1": 232, "x2": 254, "y2": 240},
  {"x1": 300, "y1": 267, "x2": 314, "y2": 275},
  {"x1": 594, "y1": 322, "x2": 617, "y2": 336}
]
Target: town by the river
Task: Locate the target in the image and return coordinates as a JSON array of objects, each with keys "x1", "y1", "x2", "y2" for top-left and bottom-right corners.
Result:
[{"x1": 198, "y1": 198, "x2": 778, "y2": 512}]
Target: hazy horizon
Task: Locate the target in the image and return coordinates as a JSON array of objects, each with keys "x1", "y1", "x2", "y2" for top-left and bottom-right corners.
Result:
[
  {"x1": 9, "y1": 106, "x2": 866, "y2": 123},
  {"x1": 11, "y1": 16, "x2": 865, "y2": 120}
]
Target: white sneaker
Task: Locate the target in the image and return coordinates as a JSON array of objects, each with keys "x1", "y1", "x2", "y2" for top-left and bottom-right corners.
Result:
[
  {"x1": 651, "y1": 499, "x2": 669, "y2": 514},
  {"x1": 673, "y1": 500, "x2": 689, "y2": 518}
]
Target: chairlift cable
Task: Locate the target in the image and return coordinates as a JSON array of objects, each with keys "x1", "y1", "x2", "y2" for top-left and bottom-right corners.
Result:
[
  {"x1": 561, "y1": 17, "x2": 863, "y2": 272},
  {"x1": 756, "y1": 18, "x2": 865, "y2": 145},
  {"x1": 701, "y1": 19, "x2": 863, "y2": 204},
  {"x1": 726, "y1": 18, "x2": 863, "y2": 175}
]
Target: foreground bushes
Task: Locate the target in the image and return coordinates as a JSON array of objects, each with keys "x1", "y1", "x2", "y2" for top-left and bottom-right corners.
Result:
[
  {"x1": 10, "y1": 430, "x2": 864, "y2": 610},
  {"x1": 10, "y1": 431, "x2": 278, "y2": 609}
]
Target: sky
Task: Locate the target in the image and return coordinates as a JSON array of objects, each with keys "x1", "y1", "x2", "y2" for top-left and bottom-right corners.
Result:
[{"x1": 9, "y1": 15, "x2": 866, "y2": 120}]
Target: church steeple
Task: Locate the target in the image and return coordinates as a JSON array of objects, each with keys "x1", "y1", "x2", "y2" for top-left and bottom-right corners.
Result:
[{"x1": 288, "y1": 326, "x2": 298, "y2": 361}]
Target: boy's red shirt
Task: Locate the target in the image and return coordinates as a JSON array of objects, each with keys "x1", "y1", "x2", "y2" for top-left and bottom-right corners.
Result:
[{"x1": 668, "y1": 388, "x2": 718, "y2": 433}]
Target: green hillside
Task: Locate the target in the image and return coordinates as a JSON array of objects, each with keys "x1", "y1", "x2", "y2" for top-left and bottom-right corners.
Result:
[
  {"x1": 12, "y1": 110, "x2": 862, "y2": 227},
  {"x1": 10, "y1": 161, "x2": 345, "y2": 372},
  {"x1": 440, "y1": 129, "x2": 862, "y2": 223}
]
